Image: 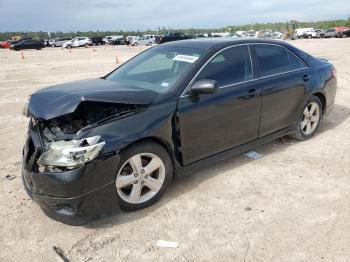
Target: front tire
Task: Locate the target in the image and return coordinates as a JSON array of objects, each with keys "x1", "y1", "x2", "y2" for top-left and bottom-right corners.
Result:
[
  {"x1": 115, "y1": 142, "x2": 173, "y2": 211},
  {"x1": 290, "y1": 96, "x2": 322, "y2": 140}
]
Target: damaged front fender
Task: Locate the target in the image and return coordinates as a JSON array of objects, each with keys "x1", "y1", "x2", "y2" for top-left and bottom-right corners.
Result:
[{"x1": 76, "y1": 101, "x2": 178, "y2": 155}]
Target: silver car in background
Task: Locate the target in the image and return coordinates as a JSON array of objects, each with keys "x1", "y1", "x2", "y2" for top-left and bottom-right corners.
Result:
[
  {"x1": 131, "y1": 35, "x2": 159, "y2": 46},
  {"x1": 324, "y1": 29, "x2": 336, "y2": 38},
  {"x1": 50, "y1": 38, "x2": 72, "y2": 47}
]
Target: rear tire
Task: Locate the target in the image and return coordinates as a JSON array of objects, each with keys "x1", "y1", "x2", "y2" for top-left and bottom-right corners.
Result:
[
  {"x1": 84, "y1": 43, "x2": 90, "y2": 48},
  {"x1": 116, "y1": 142, "x2": 173, "y2": 211},
  {"x1": 290, "y1": 96, "x2": 322, "y2": 140}
]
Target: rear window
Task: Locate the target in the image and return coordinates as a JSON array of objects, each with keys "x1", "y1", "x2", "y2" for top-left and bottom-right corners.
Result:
[
  {"x1": 288, "y1": 52, "x2": 306, "y2": 70},
  {"x1": 254, "y1": 45, "x2": 305, "y2": 77}
]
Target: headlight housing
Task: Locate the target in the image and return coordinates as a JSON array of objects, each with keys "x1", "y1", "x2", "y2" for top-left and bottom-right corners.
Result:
[{"x1": 37, "y1": 136, "x2": 105, "y2": 168}]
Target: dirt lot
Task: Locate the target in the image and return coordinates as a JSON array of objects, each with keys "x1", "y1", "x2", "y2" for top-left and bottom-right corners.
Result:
[{"x1": 0, "y1": 39, "x2": 349, "y2": 262}]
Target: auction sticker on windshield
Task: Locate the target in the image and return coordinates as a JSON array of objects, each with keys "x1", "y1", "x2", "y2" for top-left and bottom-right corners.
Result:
[{"x1": 173, "y1": 55, "x2": 199, "y2": 63}]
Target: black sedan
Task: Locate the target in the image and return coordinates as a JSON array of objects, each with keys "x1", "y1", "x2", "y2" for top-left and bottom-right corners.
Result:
[
  {"x1": 336, "y1": 29, "x2": 350, "y2": 38},
  {"x1": 10, "y1": 39, "x2": 44, "y2": 51},
  {"x1": 22, "y1": 38, "x2": 337, "y2": 225}
]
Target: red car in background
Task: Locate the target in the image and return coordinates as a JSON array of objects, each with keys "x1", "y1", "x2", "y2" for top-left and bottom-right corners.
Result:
[{"x1": 0, "y1": 40, "x2": 11, "y2": 48}]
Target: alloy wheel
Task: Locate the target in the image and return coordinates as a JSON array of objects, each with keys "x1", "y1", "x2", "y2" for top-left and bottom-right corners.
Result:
[
  {"x1": 116, "y1": 153, "x2": 165, "y2": 204},
  {"x1": 301, "y1": 102, "x2": 320, "y2": 135}
]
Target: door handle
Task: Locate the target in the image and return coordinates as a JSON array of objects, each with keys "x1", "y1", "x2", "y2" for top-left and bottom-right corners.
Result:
[
  {"x1": 243, "y1": 89, "x2": 259, "y2": 99},
  {"x1": 303, "y1": 74, "x2": 311, "y2": 81}
]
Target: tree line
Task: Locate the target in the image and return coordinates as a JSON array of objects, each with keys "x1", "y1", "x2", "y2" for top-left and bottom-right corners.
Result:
[{"x1": 1, "y1": 18, "x2": 349, "y2": 41}]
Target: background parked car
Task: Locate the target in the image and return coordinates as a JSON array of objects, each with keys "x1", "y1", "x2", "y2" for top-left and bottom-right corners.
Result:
[
  {"x1": 10, "y1": 39, "x2": 44, "y2": 51},
  {"x1": 334, "y1": 26, "x2": 350, "y2": 34},
  {"x1": 41, "y1": 39, "x2": 50, "y2": 47},
  {"x1": 10, "y1": 37, "x2": 32, "y2": 45},
  {"x1": 90, "y1": 37, "x2": 104, "y2": 45},
  {"x1": 0, "y1": 40, "x2": 11, "y2": 48},
  {"x1": 50, "y1": 38, "x2": 72, "y2": 47},
  {"x1": 110, "y1": 37, "x2": 126, "y2": 45},
  {"x1": 63, "y1": 37, "x2": 92, "y2": 48},
  {"x1": 301, "y1": 29, "x2": 322, "y2": 38},
  {"x1": 294, "y1": 28, "x2": 314, "y2": 38},
  {"x1": 131, "y1": 35, "x2": 159, "y2": 46},
  {"x1": 313, "y1": 29, "x2": 325, "y2": 38},
  {"x1": 158, "y1": 32, "x2": 192, "y2": 44},
  {"x1": 324, "y1": 29, "x2": 336, "y2": 38},
  {"x1": 336, "y1": 29, "x2": 350, "y2": 38},
  {"x1": 102, "y1": 35, "x2": 124, "y2": 44}
]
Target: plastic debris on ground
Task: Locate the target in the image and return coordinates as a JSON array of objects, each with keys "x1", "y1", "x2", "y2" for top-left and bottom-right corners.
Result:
[
  {"x1": 156, "y1": 240, "x2": 178, "y2": 248},
  {"x1": 245, "y1": 151, "x2": 263, "y2": 160}
]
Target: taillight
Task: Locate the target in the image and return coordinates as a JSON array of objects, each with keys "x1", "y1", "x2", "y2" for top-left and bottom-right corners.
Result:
[{"x1": 331, "y1": 68, "x2": 337, "y2": 78}]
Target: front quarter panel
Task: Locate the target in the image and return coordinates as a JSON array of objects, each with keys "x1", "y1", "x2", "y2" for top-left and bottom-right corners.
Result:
[{"x1": 76, "y1": 101, "x2": 178, "y2": 156}]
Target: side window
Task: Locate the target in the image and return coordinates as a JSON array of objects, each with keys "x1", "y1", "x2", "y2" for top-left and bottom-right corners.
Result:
[
  {"x1": 254, "y1": 45, "x2": 291, "y2": 77},
  {"x1": 195, "y1": 45, "x2": 253, "y2": 86},
  {"x1": 288, "y1": 52, "x2": 306, "y2": 70}
]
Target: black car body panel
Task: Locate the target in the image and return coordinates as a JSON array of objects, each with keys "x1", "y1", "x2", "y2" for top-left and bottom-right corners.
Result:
[
  {"x1": 90, "y1": 37, "x2": 104, "y2": 45},
  {"x1": 22, "y1": 38, "x2": 337, "y2": 224}
]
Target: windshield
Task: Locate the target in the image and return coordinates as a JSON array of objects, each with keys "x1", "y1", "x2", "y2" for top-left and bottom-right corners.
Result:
[{"x1": 106, "y1": 46, "x2": 204, "y2": 93}]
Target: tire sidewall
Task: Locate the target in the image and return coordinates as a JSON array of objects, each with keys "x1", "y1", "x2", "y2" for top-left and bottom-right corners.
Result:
[{"x1": 116, "y1": 142, "x2": 173, "y2": 211}]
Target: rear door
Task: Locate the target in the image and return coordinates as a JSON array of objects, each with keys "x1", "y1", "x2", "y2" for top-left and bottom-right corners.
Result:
[
  {"x1": 251, "y1": 44, "x2": 309, "y2": 136},
  {"x1": 177, "y1": 45, "x2": 261, "y2": 164}
]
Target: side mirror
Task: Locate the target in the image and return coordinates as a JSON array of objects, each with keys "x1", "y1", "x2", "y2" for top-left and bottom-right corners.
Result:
[{"x1": 190, "y1": 79, "x2": 219, "y2": 95}]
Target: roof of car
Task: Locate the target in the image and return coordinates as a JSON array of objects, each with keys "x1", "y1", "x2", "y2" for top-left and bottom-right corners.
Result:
[{"x1": 161, "y1": 37, "x2": 289, "y2": 50}]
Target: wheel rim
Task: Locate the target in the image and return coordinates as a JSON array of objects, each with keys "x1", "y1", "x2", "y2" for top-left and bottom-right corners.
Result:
[
  {"x1": 116, "y1": 153, "x2": 165, "y2": 204},
  {"x1": 301, "y1": 102, "x2": 320, "y2": 135}
]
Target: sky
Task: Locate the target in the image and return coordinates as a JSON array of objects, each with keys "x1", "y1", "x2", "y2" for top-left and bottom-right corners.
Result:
[{"x1": 0, "y1": 0, "x2": 349, "y2": 32}]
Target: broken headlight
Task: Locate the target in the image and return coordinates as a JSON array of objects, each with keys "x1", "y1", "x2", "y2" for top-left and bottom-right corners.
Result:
[{"x1": 37, "y1": 135, "x2": 105, "y2": 168}]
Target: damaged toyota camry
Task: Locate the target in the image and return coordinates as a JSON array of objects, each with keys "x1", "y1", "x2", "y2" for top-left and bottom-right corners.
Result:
[{"x1": 22, "y1": 38, "x2": 337, "y2": 225}]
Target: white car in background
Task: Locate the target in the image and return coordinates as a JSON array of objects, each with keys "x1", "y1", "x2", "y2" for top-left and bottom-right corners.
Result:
[
  {"x1": 247, "y1": 30, "x2": 256, "y2": 37},
  {"x1": 274, "y1": 31, "x2": 283, "y2": 39},
  {"x1": 63, "y1": 37, "x2": 92, "y2": 48},
  {"x1": 235, "y1": 31, "x2": 247, "y2": 37},
  {"x1": 130, "y1": 35, "x2": 159, "y2": 46},
  {"x1": 294, "y1": 28, "x2": 314, "y2": 38}
]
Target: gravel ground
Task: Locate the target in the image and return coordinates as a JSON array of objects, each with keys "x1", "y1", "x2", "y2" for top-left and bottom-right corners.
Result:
[{"x1": 0, "y1": 39, "x2": 349, "y2": 262}]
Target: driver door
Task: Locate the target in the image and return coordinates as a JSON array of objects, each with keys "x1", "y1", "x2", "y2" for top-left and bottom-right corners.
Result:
[{"x1": 177, "y1": 45, "x2": 261, "y2": 165}]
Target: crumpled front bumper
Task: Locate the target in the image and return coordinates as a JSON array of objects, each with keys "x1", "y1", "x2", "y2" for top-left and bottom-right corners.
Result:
[{"x1": 22, "y1": 126, "x2": 121, "y2": 225}]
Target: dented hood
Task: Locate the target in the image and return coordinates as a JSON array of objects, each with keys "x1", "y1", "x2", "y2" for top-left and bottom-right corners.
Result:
[{"x1": 28, "y1": 79, "x2": 158, "y2": 120}]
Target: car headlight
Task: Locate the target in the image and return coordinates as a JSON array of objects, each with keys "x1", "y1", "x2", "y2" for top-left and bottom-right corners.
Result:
[{"x1": 37, "y1": 136, "x2": 105, "y2": 168}]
